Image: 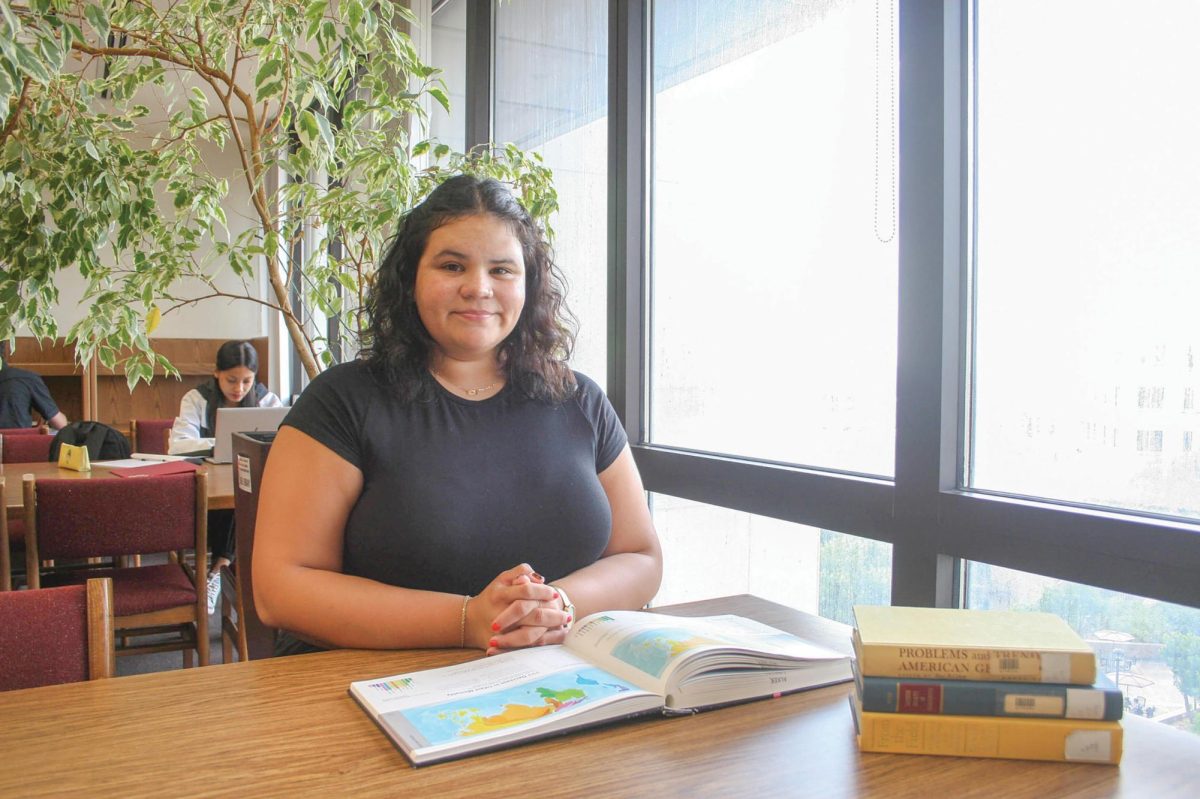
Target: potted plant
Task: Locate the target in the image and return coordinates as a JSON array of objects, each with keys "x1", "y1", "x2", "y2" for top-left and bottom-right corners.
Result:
[{"x1": 1, "y1": 0, "x2": 556, "y2": 384}]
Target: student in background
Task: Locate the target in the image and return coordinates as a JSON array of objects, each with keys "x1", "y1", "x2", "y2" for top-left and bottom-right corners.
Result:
[
  {"x1": 254, "y1": 175, "x2": 662, "y2": 656},
  {"x1": 170, "y1": 340, "x2": 282, "y2": 613},
  {"x1": 0, "y1": 350, "x2": 69, "y2": 430}
]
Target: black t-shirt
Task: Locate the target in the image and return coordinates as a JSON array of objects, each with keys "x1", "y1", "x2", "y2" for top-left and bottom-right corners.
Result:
[
  {"x1": 282, "y1": 360, "x2": 627, "y2": 596},
  {"x1": 0, "y1": 366, "x2": 60, "y2": 429}
]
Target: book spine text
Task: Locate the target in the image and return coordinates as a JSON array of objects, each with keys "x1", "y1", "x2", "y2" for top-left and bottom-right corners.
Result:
[
  {"x1": 859, "y1": 645, "x2": 1095, "y2": 684},
  {"x1": 859, "y1": 676, "x2": 1122, "y2": 720}
]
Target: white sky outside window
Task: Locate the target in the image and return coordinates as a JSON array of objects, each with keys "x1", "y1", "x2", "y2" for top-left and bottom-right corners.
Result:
[
  {"x1": 650, "y1": 0, "x2": 898, "y2": 476},
  {"x1": 971, "y1": 1, "x2": 1200, "y2": 520}
]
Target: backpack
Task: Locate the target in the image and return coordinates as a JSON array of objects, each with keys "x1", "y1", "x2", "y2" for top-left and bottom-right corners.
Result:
[{"x1": 49, "y1": 421, "x2": 133, "y2": 462}]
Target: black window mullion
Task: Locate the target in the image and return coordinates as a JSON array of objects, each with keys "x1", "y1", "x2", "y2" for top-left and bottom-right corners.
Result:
[
  {"x1": 891, "y1": 0, "x2": 961, "y2": 608},
  {"x1": 608, "y1": 0, "x2": 648, "y2": 441},
  {"x1": 465, "y1": 0, "x2": 494, "y2": 150}
]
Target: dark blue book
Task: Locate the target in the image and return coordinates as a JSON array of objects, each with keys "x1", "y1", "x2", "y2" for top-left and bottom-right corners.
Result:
[{"x1": 855, "y1": 665, "x2": 1122, "y2": 720}]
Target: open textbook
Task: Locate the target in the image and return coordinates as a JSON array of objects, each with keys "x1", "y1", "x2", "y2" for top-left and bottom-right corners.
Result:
[{"x1": 349, "y1": 610, "x2": 852, "y2": 766}]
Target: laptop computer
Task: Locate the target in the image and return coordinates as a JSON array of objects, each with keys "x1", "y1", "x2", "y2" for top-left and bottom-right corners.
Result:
[{"x1": 207, "y1": 406, "x2": 290, "y2": 464}]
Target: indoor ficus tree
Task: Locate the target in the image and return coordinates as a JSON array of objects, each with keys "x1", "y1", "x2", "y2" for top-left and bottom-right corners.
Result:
[{"x1": 0, "y1": 0, "x2": 556, "y2": 386}]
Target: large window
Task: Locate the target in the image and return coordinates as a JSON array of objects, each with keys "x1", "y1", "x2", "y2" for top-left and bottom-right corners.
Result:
[
  {"x1": 446, "y1": 1, "x2": 1200, "y2": 739},
  {"x1": 494, "y1": 1, "x2": 609, "y2": 382},
  {"x1": 652, "y1": 494, "x2": 891, "y2": 626},
  {"x1": 648, "y1": 0, "x2": 898, "y2": 476},
  {"x1": 969, "y1": 1, "x2": 1200, "y2": 520}
]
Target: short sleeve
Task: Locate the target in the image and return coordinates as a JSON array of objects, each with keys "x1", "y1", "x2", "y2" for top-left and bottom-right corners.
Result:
[
  {"x1": 28, "y1": 375, "x2": 60, "y2": 420},
  {"x1": 282, "y1": 361, "x2": 373, "y2": 469},
  {"x1": 572, "y1": 372, "x2": 628, "y2": 472}
]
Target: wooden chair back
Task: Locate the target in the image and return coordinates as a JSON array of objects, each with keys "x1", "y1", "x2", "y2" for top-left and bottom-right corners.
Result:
[
  {"x1": 0, "y1": 433, "x2": 55, "y2": 463},
  {"x1": 0, "y1": 427, "x2": 46, "y2": 436},
  {"x1": 22, "y1": 471, "x2": 210, "y2": 667},
  {"x1": 0, "y1": 577, "x2": 115, "y2": 690},
  {"x1": 130, "y1": 419, "x2": 174, "y2": 455},
  {"x1": 220, "y1": 431, "x2": 277, "y2": 662},
  {"x1": 0, "y1": 476, "x2": 8, "y2": 591}
]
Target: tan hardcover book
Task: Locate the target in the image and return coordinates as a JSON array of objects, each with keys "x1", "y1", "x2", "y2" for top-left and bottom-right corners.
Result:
[
  {"x1": 851, "y1": 695, "x2": 1122, "y2": 764},
  {"x1": 852, "y1": 605, "x2": 1096, "y2": 684}
]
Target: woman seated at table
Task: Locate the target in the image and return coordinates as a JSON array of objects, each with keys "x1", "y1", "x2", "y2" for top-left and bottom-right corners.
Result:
[
  {"x1": 169, "y1": 339, "x2": 283, "y2": 613},
  {"x1": 254, "y1": 175, "x2": 662, "y2": 654}
]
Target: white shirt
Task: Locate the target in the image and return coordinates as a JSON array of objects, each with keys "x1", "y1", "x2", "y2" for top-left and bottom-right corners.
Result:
[{"x1": 168, "y1": 387, "x2": 284, "y2": 455}]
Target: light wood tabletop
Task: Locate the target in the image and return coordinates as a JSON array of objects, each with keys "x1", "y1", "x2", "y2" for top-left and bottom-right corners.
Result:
[
  {"x1": 0, "y1": 594, "x2": 1197, "y2": 798},
  {"x1": 1, "y1": 460, "x2": 234, "y2": 516}
]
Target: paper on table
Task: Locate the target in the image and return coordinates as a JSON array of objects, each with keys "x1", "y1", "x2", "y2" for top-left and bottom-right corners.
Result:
[{"x1": 107, "y1": 460, "x2": 200, "y2": 478}]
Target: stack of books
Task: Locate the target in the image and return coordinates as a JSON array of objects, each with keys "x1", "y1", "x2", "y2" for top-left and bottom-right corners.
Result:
[{"x1": 850, "y1": 605, "x2": 1123, "y2": 765}]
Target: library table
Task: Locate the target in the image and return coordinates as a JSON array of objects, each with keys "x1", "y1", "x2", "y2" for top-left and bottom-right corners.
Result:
[
  {"x1": 1, "y1": 460, "x2": 234, "y2": 517},
  {"x1": 0, "y1": 595, "x2": 1197, "y2": 798}
]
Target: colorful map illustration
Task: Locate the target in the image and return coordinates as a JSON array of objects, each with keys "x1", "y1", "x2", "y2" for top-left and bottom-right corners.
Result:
[
  {"x1": 611, "y1": 629, "x2": 720, "y2": 679},
  {"x1": 397, "y1": 667, "x2": 639, "y2": 745}
]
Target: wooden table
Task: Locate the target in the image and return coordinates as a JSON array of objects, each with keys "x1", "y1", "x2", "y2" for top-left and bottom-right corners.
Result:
[
  {"x1": 0, "y1": 595, "x2": 1197, "y2": 798},
  {"x1": 1, "y1": 460, "x2": 234, "y2": 515}
]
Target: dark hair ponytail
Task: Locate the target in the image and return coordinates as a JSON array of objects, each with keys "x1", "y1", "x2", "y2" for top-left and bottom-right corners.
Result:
[{"x1": 215, "y1": 340, "x2": 260, "y2": 373}]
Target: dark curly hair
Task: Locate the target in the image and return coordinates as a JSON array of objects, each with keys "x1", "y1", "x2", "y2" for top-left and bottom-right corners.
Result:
[{"x1": 362, "y1": 174, "x2": 577, "y2": 402}]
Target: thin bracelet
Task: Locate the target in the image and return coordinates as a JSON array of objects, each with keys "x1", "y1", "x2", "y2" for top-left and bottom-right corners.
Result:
[{"x1": 460, "y1": 594, "x2": 471, "y2": 648}]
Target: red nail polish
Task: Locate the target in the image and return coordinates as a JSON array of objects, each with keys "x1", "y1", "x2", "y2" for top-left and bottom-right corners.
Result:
[
  {"x1": 552, "y1": 591, "x2": 559, "y2": 599},
  {"x1": 566, "y1": 615, "x2": 572, "y2": 623},
  {"x1": 491, "y1": 621, "x2": 500, "y2": 631},
  {"x1": 489, "y1": 638, "x2": 498, "y2": 648}
]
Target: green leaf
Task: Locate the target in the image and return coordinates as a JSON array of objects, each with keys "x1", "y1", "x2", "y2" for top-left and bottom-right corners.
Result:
[
  {"x1": 305, "y1": 0, "x2": 328, "y2": 27},
  {"x1": 257, "y1": 80, "x2": 283, "y2": 101},
  {"x1": 428, "y1": 86, "x2": 450, "y2": 113},
  {"x1": 84, "y1": 4, "x2": 110, "y2": 43},
  {"x1": 347, "y1": 0, "x2": 364, "y2": 29},
  {"x1": 312, "y1": 112, "x2": 335, "y2": 152},
  {"x1": 255, "y1": 58, "x2": 281, "y2": 92},
  {"x1": 0, "y1": 2, "x2": 19, "y2": 34},
  {"x1": 11, "y1": 41, "x2": 52, "y2": 84},
  {"x1": 297, "y1": 109, "x2": 320, "y2": 149}
]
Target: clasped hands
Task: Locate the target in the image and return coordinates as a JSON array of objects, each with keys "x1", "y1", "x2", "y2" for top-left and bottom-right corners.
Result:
[{"x1": 466, "y1": 563, "x2": 572, "y2": 655}]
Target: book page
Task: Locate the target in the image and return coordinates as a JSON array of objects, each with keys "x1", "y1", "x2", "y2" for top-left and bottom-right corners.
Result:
[
  {"x1": 349, "y1": 646, "x2": 660, "y2": 762},
  {"x1": 564, "y1": 611, "x2": 846, "y2": 696}
]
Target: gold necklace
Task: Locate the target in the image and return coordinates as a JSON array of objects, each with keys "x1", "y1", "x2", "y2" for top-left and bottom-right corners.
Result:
[{"x1": 432, "y1": 370, "x2": 499, "y2": 397}]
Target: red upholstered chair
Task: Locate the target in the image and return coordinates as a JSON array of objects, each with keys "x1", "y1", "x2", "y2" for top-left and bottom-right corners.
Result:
[
  {"x1": 0, "y1": 433, "x2": 54, "y2": 463},
  {"x1": 22, "y1": 471, "x2": 210, "y2": 667},
  {"x1": 0, "y1": 426, "x2": 46, "y2": 436},
  {"x1": 130, "y1": 419, "x2": 173, "y2": 455},
  {"x1": 0, "y1": 577, "x2": 115, "y2": 691}
]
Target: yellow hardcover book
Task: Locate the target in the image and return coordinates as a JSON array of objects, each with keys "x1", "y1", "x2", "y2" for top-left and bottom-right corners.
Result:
[
  {"x1": 852, "y1": 605, "x2": 1096, "y2": 684},
  {"x1": 851, "y1": 697, "x2": 1122, "y2": 764}
]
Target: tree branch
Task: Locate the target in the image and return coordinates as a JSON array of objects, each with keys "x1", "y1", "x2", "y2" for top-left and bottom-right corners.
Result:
[{"x1": 0, "y1": 78, "x2": 32, "y2": 147}]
